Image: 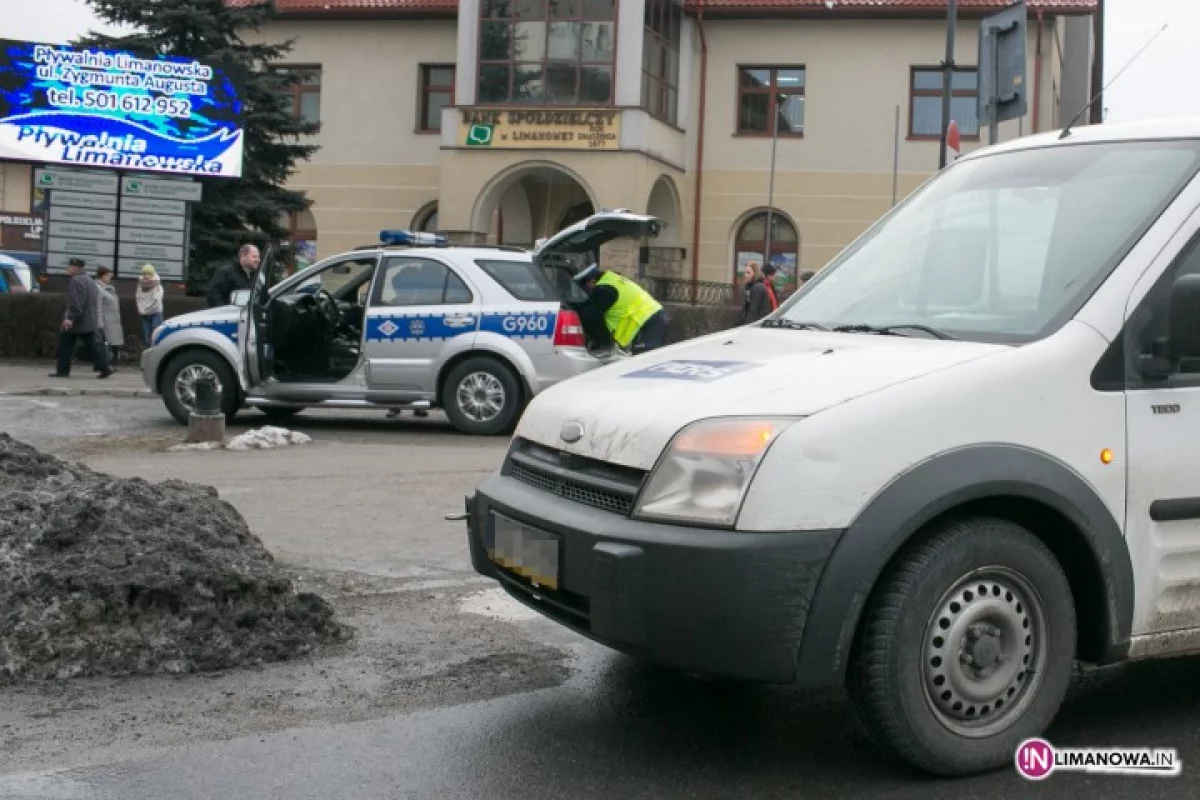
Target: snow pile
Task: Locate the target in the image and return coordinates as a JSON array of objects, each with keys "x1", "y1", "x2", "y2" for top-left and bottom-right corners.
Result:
[
  {"x1": 0, "y1": 433, "x2": 352, "y2": 685},
  {"x1": 227, "y1": 426, "x2": 312, "y2": 451},
  {"x1": 168, "y1": 427, "x2": 312, "y2": 453}
]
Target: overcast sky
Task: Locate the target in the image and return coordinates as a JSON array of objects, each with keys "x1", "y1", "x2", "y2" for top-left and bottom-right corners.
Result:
[{"x1": 1, "y1": 0, "x2": 1195, "y2": 124}]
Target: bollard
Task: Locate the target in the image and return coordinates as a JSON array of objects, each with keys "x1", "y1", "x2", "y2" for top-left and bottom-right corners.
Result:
[{"x1": 187, "y1": 374, "x2": 226, "y2": 444}]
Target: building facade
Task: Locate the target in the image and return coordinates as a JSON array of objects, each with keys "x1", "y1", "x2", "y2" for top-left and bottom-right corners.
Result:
[{"x1": 0, "y1": 0, "x2": 1098, "y2": 294}]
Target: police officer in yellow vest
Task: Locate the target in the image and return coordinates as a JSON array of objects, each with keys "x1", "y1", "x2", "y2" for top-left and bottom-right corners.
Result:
[{"x1": 573, "y1": 263, "x2": 669, "y2": 355}]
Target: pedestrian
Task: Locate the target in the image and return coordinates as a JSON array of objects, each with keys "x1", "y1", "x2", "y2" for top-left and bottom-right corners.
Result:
[
  {"x1": 136, "y1": 263, "x2": 165, "y2": 346},
  {"x1": 572, "y1": 263, "x2": 668, "y2": 355},
  {"x1": 761, "y1": 263, "x2": 780, "y2": 311},
  {"x1": 738, "y1": 261, "x2": 771, "y2": 325},
  {"x1": 206, "y1": 244, "x2": 260, "y2": 307},
  {"x1": 95, "y1": 265, "x2": 124, "y2": 368},
  {"x1": 49, "y1": 258, "x2": 111, "y2": 379}
]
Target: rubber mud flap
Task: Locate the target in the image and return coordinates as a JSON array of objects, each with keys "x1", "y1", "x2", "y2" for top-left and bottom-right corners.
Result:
[{"x1": 591, "y1": 543, "x2": 648, "y2": 649}]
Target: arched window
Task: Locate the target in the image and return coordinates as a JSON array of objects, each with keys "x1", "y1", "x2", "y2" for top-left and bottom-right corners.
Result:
[
  {"x1": 733, "y1": 211, "x2": 799, "y2": 287},
  {"x1": 277, "y1": 209, "x2": 319, "y2": 275}
]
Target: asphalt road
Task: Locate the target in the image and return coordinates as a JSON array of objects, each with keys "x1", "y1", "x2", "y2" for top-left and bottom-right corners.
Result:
[{"x1": 2, "y1": 393, "x2": 1200, "y2": 798}]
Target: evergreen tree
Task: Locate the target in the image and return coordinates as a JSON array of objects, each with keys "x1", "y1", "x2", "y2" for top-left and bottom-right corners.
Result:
[{"x1": 78, "y1": 0, "x2": 320, "y2": 292}]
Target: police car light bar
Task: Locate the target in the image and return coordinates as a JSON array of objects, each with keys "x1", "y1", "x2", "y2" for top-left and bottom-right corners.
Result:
[{"x1": 379, "y1": 230, "x2": 448, "y2": 247}]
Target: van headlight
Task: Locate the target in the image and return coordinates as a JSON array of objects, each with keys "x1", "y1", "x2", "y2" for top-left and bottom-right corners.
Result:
[{"x1": 633, "y1": 417, "x2": 797, "y2": 528}]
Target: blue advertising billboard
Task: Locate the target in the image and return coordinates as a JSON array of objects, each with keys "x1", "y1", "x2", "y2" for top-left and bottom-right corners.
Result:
[{"x1": 0, "y1": 39, "x2": 245, "y2": 178}]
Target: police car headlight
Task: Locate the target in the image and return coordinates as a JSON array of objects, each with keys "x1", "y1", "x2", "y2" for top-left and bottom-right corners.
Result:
[{"x1": 633, "y1": 417, "x2": 796, "y2": 528}]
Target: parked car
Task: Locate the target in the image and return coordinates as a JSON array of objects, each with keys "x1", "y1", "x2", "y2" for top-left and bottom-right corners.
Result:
[
  {"x1": 140, "y1": 210, "x2": 662, "y2": 435},
  {"x1": 463, "y1": 119, "x2": 1200, "y2": 776},
  {"x1": 0, "y1": 255, "x2": 33, "y2": 293}
]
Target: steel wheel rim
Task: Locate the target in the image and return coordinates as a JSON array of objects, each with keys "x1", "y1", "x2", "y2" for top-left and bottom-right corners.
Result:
[
  {"x1": 174, "y1": 364, "x2": 220, "y2": 411},
  {"x1": 456, "y1": 371, "x2": 506, "y2": 423},
  {"x1": 921, "y1": 566, "x2": 1048, "y2": 739}
]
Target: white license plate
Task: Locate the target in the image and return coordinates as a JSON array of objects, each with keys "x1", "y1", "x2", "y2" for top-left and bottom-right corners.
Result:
[{"x1": 486, "y1": 513, "x2": 561, "y2": 590}]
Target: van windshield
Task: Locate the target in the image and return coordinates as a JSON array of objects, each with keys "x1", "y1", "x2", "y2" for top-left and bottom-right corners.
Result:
[{"x1": 774, "y1": 139, "x2": 1200, "y2": 344}]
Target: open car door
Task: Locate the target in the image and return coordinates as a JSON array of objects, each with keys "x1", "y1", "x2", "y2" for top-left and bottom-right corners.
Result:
[
  {"x1": 532, "y1": 210, "x2": 664, "y2": 353},
  {"x1": 240, "y1": 246, "x2": 275, "y2": 388}
]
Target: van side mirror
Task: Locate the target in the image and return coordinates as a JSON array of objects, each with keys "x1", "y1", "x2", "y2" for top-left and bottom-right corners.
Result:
[
  {"x1": 1141, "y1": 274, "x2": 1200, "y2": 381},
  {"x1": 231, "y1": 289, "x2": 251, "y2": 307},
  {"x1": 1168, "y1": 274, "x2": 1200, "y2": 361}
]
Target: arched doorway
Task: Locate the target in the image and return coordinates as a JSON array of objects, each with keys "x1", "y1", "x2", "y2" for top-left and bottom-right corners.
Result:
[
  {"x1": 473, "y1": 162, "x2": 597, "y2": 248},
  {"x1": 412, "y1": 202, "x2": 439, "y2": 232},
  {"x1": 646, "y1": 175, "x2": 684, "y2": 278},
  {"x1": 733, "y1": 210, "x2": 799, "y2": 289},
  {"x1": 559, "y1": 201, "x2": 594, "y2": 230}
]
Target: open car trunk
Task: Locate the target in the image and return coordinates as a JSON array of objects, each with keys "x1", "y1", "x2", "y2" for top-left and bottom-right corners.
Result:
[{"x1": 532, "y1": 210, "x2": 665, "y2": 355}]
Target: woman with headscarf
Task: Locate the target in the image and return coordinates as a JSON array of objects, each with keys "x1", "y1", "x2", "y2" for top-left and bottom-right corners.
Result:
[{"x1": 95, "y1": 265, "x2": 124, "y2": 367}]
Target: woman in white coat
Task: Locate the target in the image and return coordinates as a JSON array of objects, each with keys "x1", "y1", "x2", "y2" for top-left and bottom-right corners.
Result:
[
  {"x1": 136, "y1": 263, "x2": 165, "y2": 345},
  {"x1": 95, "y1": 265, "x2": 124, "y2": 367}
]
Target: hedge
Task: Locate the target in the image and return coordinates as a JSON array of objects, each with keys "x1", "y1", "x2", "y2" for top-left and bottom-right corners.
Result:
[
  {"x1": 0, "y1": 293, "x2": 209, "y2": 359},
  {"x1": 0, "y1": 293, "x2": 741, "y2": 359}
]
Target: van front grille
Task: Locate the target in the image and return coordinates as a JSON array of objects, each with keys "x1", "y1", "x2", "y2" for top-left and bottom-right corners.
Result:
[{"x1": 503, "y1": 439, "x2": 646, "y2": 517}]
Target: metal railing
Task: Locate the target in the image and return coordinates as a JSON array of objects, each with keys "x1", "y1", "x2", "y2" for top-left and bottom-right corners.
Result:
[{"x1": 639, "y1": 277, "x2": 737, "y2": 307}]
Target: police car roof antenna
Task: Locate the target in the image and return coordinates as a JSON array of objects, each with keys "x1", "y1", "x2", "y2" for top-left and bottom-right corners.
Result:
[{"x1": 1059, "y1": 22, "x2": 1167, "y2": 141}]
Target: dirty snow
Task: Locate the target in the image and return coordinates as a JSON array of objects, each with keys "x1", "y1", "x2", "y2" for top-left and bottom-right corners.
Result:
[
  {"x1": 0, "y1": 433, "x2": 351, "y2": 685},
  {"x1": 169, "y1": 426, "x2": 312, "y2": 453},
  {"x1": 458, "y1": 587, "x2": 541, "y2": 621}
]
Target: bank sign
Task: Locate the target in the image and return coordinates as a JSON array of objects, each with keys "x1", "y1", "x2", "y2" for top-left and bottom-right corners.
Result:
[
  {"x1": 0, "y1": 39, "x2": 245, "y2": 178},
  {"x1": 459, "y1": 109, "x2": 620, "y2": 151}
]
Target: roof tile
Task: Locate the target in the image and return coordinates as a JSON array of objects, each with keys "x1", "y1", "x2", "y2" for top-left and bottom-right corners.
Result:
[{"x1": 225, "y1": 0, "x2": 1095, "y2": 15}]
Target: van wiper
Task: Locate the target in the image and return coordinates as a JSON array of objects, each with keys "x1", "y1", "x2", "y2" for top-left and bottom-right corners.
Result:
[
  {"x1": 760, "y1": 318, "x2": 830, "y2": 331},
  {"x1": 833, "y1": 323, "x2": 956, "y2": 340}
]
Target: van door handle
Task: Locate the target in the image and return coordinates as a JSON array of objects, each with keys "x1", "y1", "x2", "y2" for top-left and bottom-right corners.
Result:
[{"x1": 444, "y1": 315, "x2": 477, "y2": 328}]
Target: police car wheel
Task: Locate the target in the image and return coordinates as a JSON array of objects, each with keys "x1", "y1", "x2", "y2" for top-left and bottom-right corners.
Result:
[
  {"x1": 845, "y1": 516, "x2": 1076, "y2": 777},
  {"x1": 161, "y1": 350, "x2": 240, "y2": 425},
  {"x1": 443, "y1": 357, "x2": 522, "y2": 436}
]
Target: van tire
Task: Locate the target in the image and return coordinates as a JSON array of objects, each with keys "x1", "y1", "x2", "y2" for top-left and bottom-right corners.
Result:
[
  {"x1": 442, "y1": 356, "x2": 523, "y2": 436},
  {"x1": 846, "y1": 516, "x2": 1076, "y2": 777},
  {"x1": 161, "y1": 350, "x2": 241, "y2": 425}
]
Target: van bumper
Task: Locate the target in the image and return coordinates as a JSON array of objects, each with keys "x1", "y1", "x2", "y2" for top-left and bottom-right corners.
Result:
[{"x1": 465, "y1": 473, "x2": 842, "y2": 684}]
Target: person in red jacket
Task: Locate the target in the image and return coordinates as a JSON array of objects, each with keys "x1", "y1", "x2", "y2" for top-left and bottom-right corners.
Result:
[{"x1": 761, "y1": 263, "x2": 780, "y2": 311}]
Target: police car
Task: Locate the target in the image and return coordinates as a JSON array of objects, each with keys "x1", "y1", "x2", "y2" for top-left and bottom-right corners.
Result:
[{"x1": 140, "y1": 210, "x2": 662, "y2": 435}]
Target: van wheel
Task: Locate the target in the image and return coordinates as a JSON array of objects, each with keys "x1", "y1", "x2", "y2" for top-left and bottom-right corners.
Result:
[
  {"x1": 161, "y1": 350, "x2": 240, "y2": 425},
  {"x1": 846, "y1": 516, "x2": 1076, "y2": 777},
  {"x1": 442, "y1": 356, "x2": 523, "y2": 436}
]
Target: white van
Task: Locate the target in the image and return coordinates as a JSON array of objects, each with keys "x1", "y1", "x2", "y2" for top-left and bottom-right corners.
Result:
[{"x1": 464, "y1": 119, "x2": 1200, "y2": 776}]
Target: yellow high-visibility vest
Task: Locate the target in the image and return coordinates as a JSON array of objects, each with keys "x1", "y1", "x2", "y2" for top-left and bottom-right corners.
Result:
[{"x1": 597, "y1": 271, "x2": 663, "y2": 348}]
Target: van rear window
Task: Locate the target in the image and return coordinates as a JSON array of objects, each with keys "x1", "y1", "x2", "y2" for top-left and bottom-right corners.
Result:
[{"x1": 476, "y1": 259, "x2": 556, "y2": 302}]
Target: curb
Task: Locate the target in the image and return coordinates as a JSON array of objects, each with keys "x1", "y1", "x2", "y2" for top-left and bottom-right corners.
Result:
[{"x1": 2, "y1": 387, "x2": 156, "y2": 399}]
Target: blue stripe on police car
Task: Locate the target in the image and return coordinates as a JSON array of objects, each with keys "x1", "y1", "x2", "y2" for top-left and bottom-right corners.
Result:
[
  {"x1": 366, "y1": 310, "x2": 556, "y2": 342},
  {"x1": 153, "y1": 320, "x2": 239, "y2": 347},
  {"x1": 478, "y1": 311, "x2": 556, "y2": 339}
]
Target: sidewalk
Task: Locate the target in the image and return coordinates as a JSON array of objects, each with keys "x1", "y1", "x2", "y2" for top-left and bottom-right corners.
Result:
[{"x1": 0, "y1": 359, "x2": 154, "y2": 398}]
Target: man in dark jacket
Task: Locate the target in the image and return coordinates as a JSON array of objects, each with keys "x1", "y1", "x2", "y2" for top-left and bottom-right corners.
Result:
[
  {"x1": 49, "y1": 258, "x2": 111, "y2": 379},
  {"x1": 206, "y1": 244, "x2": 260, "y2": 307},
  {"x1": 738, "y1": 262, "x2": 771, "y2": 325}
]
